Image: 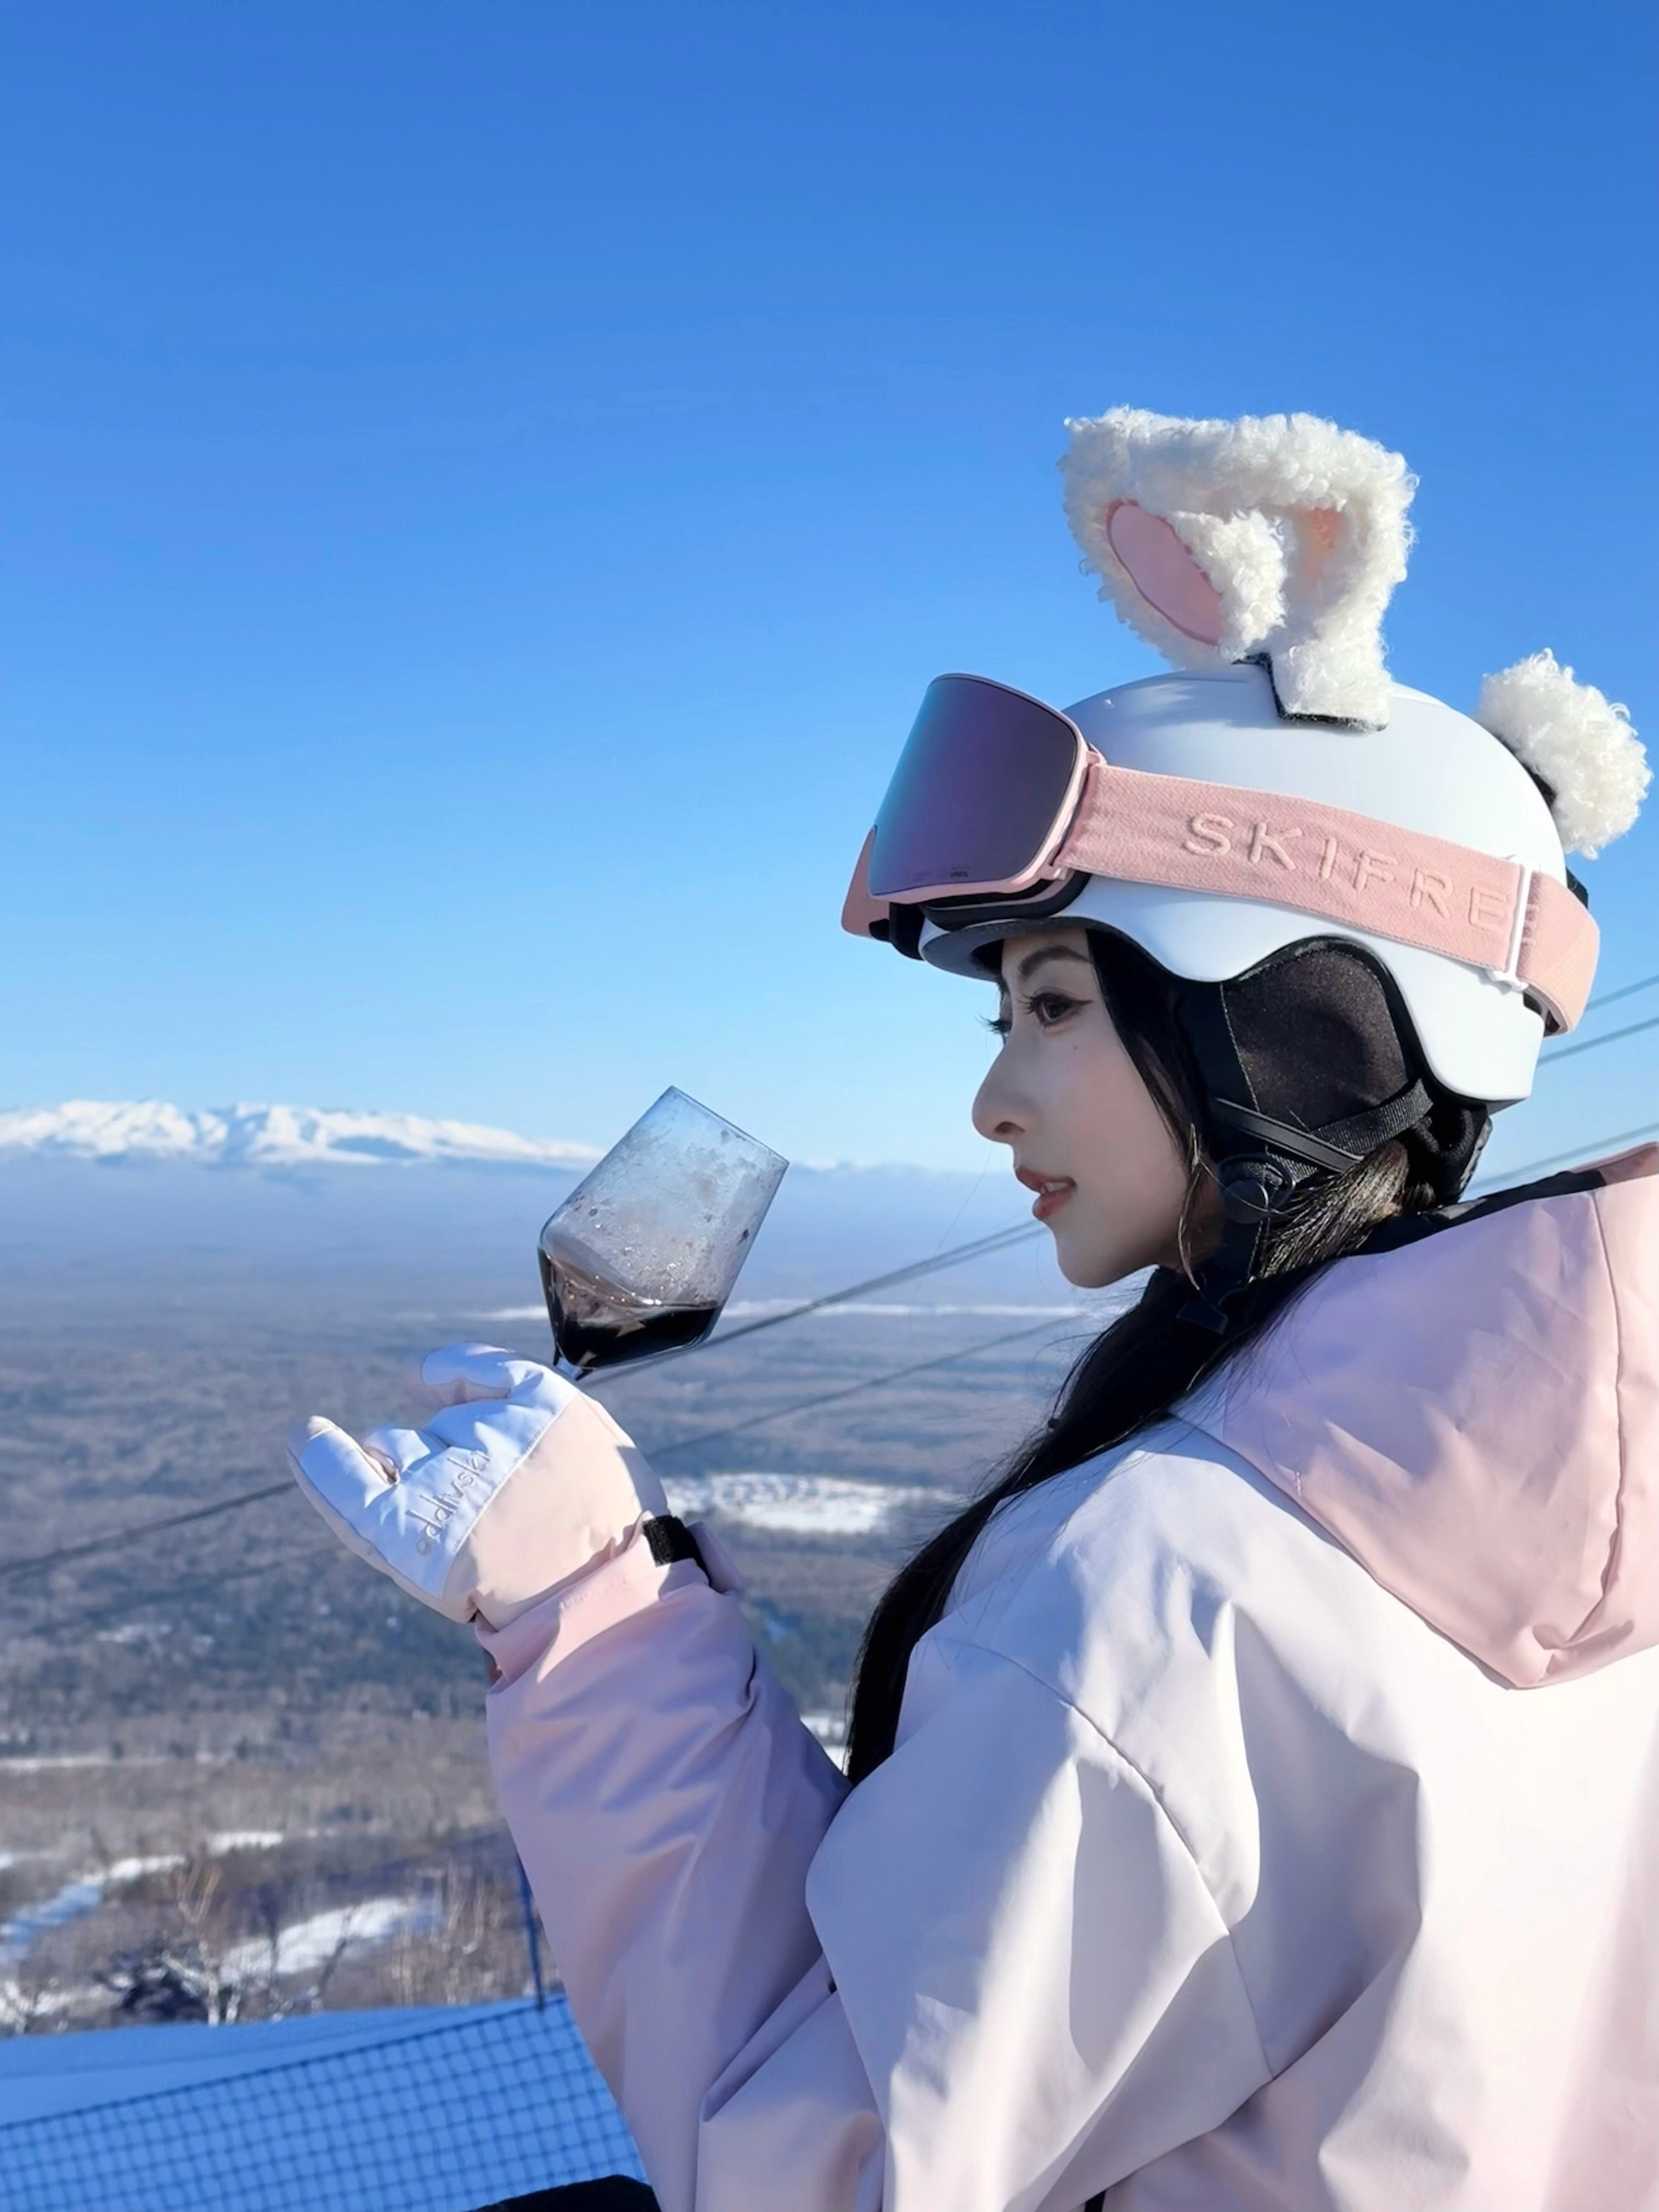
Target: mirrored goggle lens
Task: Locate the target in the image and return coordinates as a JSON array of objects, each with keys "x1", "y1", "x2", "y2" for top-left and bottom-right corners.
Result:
[{"x1": 867, "y1": 675, "x2": 1084, "y2": 900}]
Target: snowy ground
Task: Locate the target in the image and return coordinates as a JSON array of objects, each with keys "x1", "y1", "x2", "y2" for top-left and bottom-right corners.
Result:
[
  {"x1": 0, "y1": 1831, "x2": 454, "y2": 2033},
  {"x1": 1, "y1": 1834, "x2": 283, "y2": 1967},
  {"x1": 218, "y1": 1895, "x2": 439, "y2": 1983},
  {"x1": 664, "y1": 1470, "x2": 946, "y2": 1537}
]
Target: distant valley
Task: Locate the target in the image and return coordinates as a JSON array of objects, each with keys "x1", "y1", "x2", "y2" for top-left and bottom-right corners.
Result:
[{"x1": 0, "y1": 1101, "x2": 1109, "y2": 2028}]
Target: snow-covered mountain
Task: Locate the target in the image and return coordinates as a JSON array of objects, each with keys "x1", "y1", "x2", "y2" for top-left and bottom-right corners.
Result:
[
  {"x1": 0, "y1": 1099, "x2": 1062, "y2": 1318},
  {"x1": 0, "y1": 1100, "x2": 599, "y2": 1171}
]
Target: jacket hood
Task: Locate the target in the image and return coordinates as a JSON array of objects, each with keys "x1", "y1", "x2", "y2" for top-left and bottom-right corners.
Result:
[{"x1": 1192, "y1": 1144, "x2": 1659, "y2": 1689}]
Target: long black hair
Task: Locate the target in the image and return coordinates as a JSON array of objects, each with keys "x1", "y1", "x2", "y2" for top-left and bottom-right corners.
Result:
[{"x1": 843, "y1": 930, "x2": 1453, "y2": 1783}]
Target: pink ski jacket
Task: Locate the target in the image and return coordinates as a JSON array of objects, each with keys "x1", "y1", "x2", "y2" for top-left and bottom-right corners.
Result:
[{"x1": 481, "y1": 1148, "x2": 1659, "y2": 2212}]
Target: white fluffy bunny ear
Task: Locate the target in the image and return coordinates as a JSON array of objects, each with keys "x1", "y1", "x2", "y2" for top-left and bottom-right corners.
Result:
[
  {"x1": 1060, "y1": 407, "x2": 1415, "y2": 726},
  {"x1": 1475, "y1": 651, "x2": 1649, "y2": 859}
]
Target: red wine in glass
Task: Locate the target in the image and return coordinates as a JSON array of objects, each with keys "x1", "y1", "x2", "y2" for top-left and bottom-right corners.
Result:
[
  {"x1": 538, "y1": 1233, "x2": 720, "y2": 1374},
  {"x1": 537, "y1": 1088, "x2": 788, "y2": 1376}
]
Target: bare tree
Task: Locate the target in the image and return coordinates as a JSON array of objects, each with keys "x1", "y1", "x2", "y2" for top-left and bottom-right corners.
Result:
[
  {"x1": 170, "y1": 1855, "x2": 244, "y2": 2024},
  {"x1": 0, "y1": 1956, "x2": 52, "y2": 2035}
]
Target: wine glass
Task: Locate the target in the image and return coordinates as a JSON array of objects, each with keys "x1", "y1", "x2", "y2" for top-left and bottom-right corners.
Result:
[{"x1": 538, "y1": 1088, "x2": 788, "y2": 1374}]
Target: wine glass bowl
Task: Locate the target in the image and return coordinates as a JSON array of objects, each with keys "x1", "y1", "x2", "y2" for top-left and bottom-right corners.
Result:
[{"x1": 538, "y1": 1088, "x2": 788, "y2": 1374}]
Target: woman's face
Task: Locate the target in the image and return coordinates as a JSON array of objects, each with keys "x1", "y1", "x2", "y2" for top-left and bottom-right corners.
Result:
[{"x1": 971, "y1": 926, "x2": 1197, "y2": 1289}]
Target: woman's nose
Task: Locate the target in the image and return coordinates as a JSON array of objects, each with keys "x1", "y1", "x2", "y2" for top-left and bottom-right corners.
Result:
[{"x1": 972, "y1": 1053, "x2": 1029, "y2": 1146}]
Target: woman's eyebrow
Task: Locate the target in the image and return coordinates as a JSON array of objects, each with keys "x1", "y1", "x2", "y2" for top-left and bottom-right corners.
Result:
[{"x1": 1011, "y1": 945, "x2": 1093, "y2": 988}]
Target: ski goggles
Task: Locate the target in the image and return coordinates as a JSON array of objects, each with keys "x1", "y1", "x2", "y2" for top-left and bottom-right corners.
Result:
[{"x1": 842, "y1": 672, "x2": 1599, "y2": 1031}]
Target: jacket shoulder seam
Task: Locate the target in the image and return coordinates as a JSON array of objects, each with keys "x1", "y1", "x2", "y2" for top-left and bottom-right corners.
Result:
[
  {"x1": 1579, "y1": 1192, "x2": 1634, "y2": 1645},
  {"x1": 940, "y1": 1635, "x2": 1274, "y2": 2083}
]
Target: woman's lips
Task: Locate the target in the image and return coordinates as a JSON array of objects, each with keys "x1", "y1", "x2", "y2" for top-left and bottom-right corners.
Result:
[{"x1": 1017, "y1": 1171, "x2": 1076, "y2": 1223}]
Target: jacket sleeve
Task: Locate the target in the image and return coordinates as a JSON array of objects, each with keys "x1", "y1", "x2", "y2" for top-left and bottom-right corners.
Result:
[
  {"x1": 481, "y1": 1533, "x2": 1272, "y2": 2212},
  {"x1": 480, "y1": 1527, "x2": 854, "y2": 2212}
]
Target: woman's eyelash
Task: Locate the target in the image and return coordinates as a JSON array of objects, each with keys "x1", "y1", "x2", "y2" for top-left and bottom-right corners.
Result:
[{"x1": 983, "y1": 991, "x2": 1084, "y2": 1040}]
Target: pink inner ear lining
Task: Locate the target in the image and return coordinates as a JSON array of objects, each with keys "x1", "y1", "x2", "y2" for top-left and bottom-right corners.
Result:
[
  {"x1": 1296, "y1": 506, "x2": 1342, "y2": 578},
  {"x1": 1103, "y1": 501, "x2": 1226, "y2": 647}
]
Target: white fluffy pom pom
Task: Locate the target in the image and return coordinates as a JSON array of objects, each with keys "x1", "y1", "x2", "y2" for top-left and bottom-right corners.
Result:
[{"x1": 1475, "y1": 651, "x2": 1649, "y2": 859}]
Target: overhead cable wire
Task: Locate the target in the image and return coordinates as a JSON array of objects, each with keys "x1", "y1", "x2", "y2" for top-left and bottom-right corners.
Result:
[
  {"x1": 1536, "y1": 1012, "x2": 1659, "y2": 1069},
  {"x1": 0, "y1": 1482, "x2": 293, "y2": 1583},
  {"x1": 0, "y1": 1224, "x2": 1052, "y2": 1583},
  {"x1": 1532, "y1": 969, "x2": 1659, "y2": 1071},
  {"x1": 1467, "y1": 1118, "x2": 1659, "y2": 1194},
  {"x1": 4, "y1": 1321, "x2": 1070, "y2": 1587},
  {"x1": 644, "y1": 1317, "x2": 1073, "y2": 1464},
  {"x1": 13, "y1": 1098, "x2": 1659, "y2": 1587},
  {"x1": 639, "y1": 1108, "x2": 1659, "y2": 1457},
  {"x1": 53, "y1": 1323, "x2": 1082, "y2": 1630},
  {"x1": 583, "y1": 1218, "x2": 1043, "y2": 1385},
  {"x1": 1583, "y1": 970, "x2": 1659, "y2": 1014}
]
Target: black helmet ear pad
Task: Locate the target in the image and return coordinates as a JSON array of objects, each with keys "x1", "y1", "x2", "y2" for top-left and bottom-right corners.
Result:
[
  {"x1": 1201, "y1": 940, "x2": 1489, "y2": 1203},
  {"x1": 1089, "y1": 933, "x2": 1491, "y2": 1208},
  {"x1": 1217, "y1": 939, "x2": 1413, "y2": 1131}
]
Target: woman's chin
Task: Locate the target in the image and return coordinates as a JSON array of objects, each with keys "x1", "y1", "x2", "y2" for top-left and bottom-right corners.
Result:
[
  {"x1": 1049, "y1": 1214, "x2": 1165, "y2": 1290},
  {"x1": 1050, "y1": 1232, "x2": 1126, "y2": 1292}
]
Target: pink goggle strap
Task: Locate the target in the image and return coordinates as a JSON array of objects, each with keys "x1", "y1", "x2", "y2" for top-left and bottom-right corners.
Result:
[
  {"x1": 840, "y1": 760, "x2": 1599, "y2": 1031},
  {"x1": 1060, "y1": 757, "x2": 1598, "y2": 1030}
]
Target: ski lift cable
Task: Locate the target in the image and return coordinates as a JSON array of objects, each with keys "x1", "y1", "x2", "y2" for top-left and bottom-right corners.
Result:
[
  {"x1": 578, "y1": 994, "x2": 1655, "y2": 1390},
  {"x1": 52, "y1": 1323, "x2": 1080, "y2": 1630},
  {"x1": 2, "y1": 1319, "x2": 1069, "y2": 1587},
  {"x1": 1467, "y1": 1117, "x2": 1659, "y2": 1194},
  {"x1": 8, "y1": 1110, "x2": 1658, "y2": 1588},
  {"x1": 0, "y1": 1481, "x2": 297, "y2": 1582},
  {"x1": 585, "y1": 1218, "x2": 1045, "y2": 1387},
  {"x1": 0, "y1": 1227, "x2": 1051, "y2": 1584},
  {"x1": 1536, "y1": 1012, "x2": 1659, "y2": 1070},
  {"x1": 515, "y1": 1088, "x2": 1659, "y2": 1458},
  {"x1": 644, "y1": 1317, "x2": 1069, "y2": 1464},
  {"x1": 1584, "y1": 970, "x2": 1659, "y2": 1015}
]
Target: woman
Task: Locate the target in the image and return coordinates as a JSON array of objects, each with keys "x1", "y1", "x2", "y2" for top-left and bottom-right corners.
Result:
[{"x1": 290, "y1": 410, "x2": 1657, "y2": 2210}]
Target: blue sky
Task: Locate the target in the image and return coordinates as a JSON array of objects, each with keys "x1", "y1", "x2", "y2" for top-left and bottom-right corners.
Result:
[{"x1": 1, "y1": 0, "x2": 1654, "y2": 1172}]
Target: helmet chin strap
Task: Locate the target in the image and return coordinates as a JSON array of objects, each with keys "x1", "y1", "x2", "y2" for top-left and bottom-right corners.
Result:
[
  {"x1": 1181, "y1": 1153, "x2": 1301, "y2": 1337},
  {"x1": 1173, "y1": 984, "x2": 1432, "y2": 1334}
]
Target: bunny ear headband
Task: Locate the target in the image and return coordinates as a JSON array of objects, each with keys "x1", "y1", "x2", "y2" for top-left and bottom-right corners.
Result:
[{"x1": 1062, "y1": 407, "x2": 1648, "y2": 858}]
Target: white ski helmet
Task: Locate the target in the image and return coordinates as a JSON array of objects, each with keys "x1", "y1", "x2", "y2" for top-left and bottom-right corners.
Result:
[{"x1": 847, "y1": 408, "x2": 1648, "y2": 1115}]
